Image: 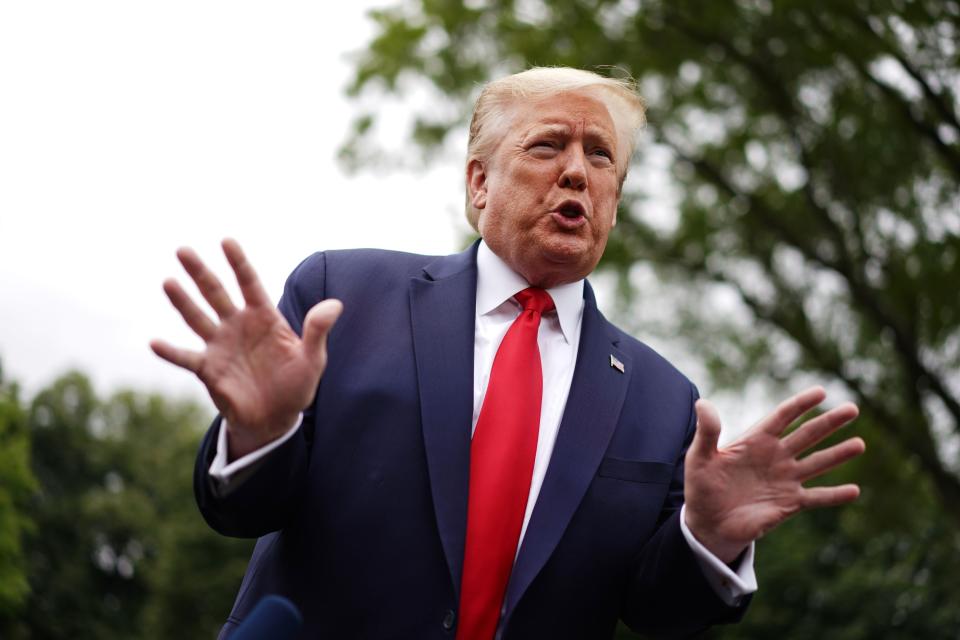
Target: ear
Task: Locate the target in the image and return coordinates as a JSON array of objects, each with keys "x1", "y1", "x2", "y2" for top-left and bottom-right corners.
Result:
[{"x1": 466, "y1": 159, "x2": 488, "y2": 210}]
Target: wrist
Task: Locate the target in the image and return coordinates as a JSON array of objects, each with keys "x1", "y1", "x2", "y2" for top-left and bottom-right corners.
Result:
[
  {"x1": 225, "y1": 414, "x2": 299, "y2": 461},
  {"x1": 692, "y1": 533, "x2": 747, "y2": 565},
  {"x1": 684, "y1": 512, "x2": 749, "y2": 565}
]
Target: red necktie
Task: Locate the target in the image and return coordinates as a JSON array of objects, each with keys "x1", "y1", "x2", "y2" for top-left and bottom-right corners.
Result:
[{"x1": 456, "y1": 287, "x2": 555, "y2": 640}]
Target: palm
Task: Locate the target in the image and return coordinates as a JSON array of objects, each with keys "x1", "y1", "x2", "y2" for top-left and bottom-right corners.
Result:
[
  {"x1": 683, "y1": 388, "x2": 865, "y2": 563},
  {"x1": 151, "y1": 239, "x2": 342, "y2": 458},
  {"x1": 201, "y1": 306, "x2": 316, "y2": 428}
]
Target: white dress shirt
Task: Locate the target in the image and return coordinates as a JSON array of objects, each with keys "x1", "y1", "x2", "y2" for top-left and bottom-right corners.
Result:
[{"x1": 209, "y1": 240, "x2": 757, "y2": 605}]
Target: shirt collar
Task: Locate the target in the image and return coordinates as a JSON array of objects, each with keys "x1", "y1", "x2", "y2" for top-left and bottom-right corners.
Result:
[{"x1": 476, "y1": 240, "x2": 584, "y2": 344}]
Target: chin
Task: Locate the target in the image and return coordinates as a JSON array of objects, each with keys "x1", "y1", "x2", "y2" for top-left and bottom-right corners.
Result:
[
  {"x1": 537, "y1": 236, "x2": 593, "y2": 264},
  {"x1": 527, "y1": 251, "x2": 594, "y2": 286}
]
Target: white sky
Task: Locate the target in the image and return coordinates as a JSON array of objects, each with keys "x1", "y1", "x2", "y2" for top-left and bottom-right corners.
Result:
[{"x1": 0, "y1": 1, "x2": 470, "y2": 402}]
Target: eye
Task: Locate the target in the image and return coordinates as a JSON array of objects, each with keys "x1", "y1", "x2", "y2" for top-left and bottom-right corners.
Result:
[
  {"x1": 591, "y1": 147, "x2": 613, "y2": 160},
  {"x1": 528, "y1": 139, "x2": 561, "y2": 157}
]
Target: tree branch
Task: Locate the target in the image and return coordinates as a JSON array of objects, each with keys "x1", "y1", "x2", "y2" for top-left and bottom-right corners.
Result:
[
  {"x1": 804, "y1": 9, "x2": 960, "y2": 178},
  {"x1": 838, "y1": 6, "x2": 960, "y2": 135},
  {"x1": 667, "y1": 142, "x2": 960, "y2": 444},
  {"x1": 657, "y1": 11, "x2": 960, "y2": 435}
]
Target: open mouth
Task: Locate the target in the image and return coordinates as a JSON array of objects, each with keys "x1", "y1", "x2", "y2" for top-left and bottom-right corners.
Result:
[{"x1": 555, "y1": 201, "x2": 586, "y2": 219}]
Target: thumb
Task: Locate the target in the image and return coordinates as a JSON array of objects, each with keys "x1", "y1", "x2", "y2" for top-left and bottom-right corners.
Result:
[
  {"x1": 689, "y1": 399, "x2": 722, "y2": 461},
  {"x1": 302, "y1": 298, "x2": 344, "y2": 367}
]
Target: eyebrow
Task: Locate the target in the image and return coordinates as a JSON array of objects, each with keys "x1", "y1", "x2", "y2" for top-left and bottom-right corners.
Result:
[
  {"x1": 522, "y1": 124, "x2": 570, "y2": 140},
  {"x1": 522, "y1": 123, "x2": 616, "y2": 147}
]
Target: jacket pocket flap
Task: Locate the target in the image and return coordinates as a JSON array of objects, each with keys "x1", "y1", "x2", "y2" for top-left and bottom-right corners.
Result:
[{"x1": 598, "y1": 457, "x2": 674, "y2": 484}]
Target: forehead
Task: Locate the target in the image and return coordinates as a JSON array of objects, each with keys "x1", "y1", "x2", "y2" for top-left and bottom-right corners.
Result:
[{"x1": 506, "y1": 90, "x2": 617, "y2": 140}]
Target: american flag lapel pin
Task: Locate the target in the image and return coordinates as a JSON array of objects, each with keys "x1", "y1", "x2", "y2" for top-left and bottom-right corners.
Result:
[{"x1": 609, "y1": 354, "x2": 625, "y2": 373}]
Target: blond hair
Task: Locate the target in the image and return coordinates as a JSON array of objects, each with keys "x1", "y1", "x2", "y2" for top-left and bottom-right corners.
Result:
[{"x1": 465, "y1": 67, "x2": 646, "y2": 229}]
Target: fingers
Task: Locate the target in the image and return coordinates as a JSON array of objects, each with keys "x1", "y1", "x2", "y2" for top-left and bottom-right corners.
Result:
[
  {"x1": 163, "y1": 278, "x2": 217, "y2": 341},
  {"x1": 800, "y1": 483, "x2": 861, "y2": 509},
  {"x1": 177, "y1": 247, "x2": 238, "y2": 319},
  {"x1": 782, "y1": 402, "x2": 859, "y2": 456},
  {"x1": 757, "y1": 386, "x2": 827, "y2": 436},
  {"x1": 222, "y1": 238, "x2": 271, "y2": 308},
  {"x1": 150, "y1": 339, "x2": 204, "y2": 373},
  {"x1": 302, "y1": 299, "x2": 344, "y2": 367},
  {"x1": 689, "y1": 399, "x2": 722, "y2": 461},
  {"x1": 795, "y1": 436, "x2": 866, "y2": 482}
]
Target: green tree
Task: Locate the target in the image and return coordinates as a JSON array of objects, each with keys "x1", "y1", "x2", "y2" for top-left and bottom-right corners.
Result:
[
  {"x1": 343, "y1": 0, "x2": 960, "y2": 636},
  {"x1": 3, "y1": 371, "x2": 250, "y2": 640},
  {"x1": 0, "y1": 363, "x2": 37, "y2": 622}
]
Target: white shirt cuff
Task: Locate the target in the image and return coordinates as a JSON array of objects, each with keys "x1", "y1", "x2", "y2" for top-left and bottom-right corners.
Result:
[
  {"x1": 207, "y1": 414, "x2": 303, "y2": 497},
  {"x1": 679, "y1": 504, "x2": 758, "y2": 606}
]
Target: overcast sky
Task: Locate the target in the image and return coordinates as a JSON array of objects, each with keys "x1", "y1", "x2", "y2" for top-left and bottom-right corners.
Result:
[{"x1": 0, "y1": 1, "x2": 474, "y2": 402}]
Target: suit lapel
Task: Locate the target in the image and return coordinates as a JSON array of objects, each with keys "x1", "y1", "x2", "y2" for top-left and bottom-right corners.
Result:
[
  {"x1": 503, "y1": 284, "x2": 632, "y2": 619},
  {"x1": 408, "y1": 243, "x2": 479, "y2": 596}
]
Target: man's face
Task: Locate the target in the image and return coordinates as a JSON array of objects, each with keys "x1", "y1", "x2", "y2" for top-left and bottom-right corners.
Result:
[{"x1": 469, "y1": 90, "x2": 622, "y2": 288}]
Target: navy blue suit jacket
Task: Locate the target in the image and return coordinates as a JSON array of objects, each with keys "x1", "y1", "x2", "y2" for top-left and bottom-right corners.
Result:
[{"x1": 195, "y1": 243, "x2": 746, "y2": 639}]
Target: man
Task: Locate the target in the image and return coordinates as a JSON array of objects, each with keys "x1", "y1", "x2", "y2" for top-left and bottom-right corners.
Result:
[{"x1": 152, "y1": 67, "x2": 865, "y2": 639}]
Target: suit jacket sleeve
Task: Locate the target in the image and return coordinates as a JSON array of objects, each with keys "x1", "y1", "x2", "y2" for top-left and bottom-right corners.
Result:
[
  {"x1": 193, "y1": 252, "x2": 328, "y2": 538},
  {"x1": 620, "y1": 382, "x2": 750, "y2": 637}
]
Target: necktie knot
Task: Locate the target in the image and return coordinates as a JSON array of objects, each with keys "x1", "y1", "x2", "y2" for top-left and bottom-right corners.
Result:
[{"x1": 514, "y1": 287, "x2": 555, "y2": 315}]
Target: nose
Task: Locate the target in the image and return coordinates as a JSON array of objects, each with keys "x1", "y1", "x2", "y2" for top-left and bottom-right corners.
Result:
[{"x1": 557, "y1": 147, "x2": 587, "y2": 190}]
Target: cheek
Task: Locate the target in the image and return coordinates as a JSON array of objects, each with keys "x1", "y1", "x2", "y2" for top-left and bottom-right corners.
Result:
[
  {"x1": 597, "y1": 181, "x2": 620, "y2": 226},
  {"x1": 592, "y1": 206, "x2": 619, "y2": 241},
  {"x1": 478, "y1": 203, "x2": 510, "y2": 241}
]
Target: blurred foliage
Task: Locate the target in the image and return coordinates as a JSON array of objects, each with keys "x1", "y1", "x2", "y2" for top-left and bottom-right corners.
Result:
[
  {"x1": 0, "y1": 365, "x2": 37, "y2": 618},
  {"x1": 343, "y1": 0, "x2": 960, "y2": 637},
  {"x1": 0, "y1": 369, "x2": 251, "y2": 639}
]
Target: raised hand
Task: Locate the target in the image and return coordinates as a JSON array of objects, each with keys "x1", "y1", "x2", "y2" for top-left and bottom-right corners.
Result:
[
  {"x1": 683, "y1": 387, "x2": 866, "y2": 563},
  {"x1": 150, "y1": 239, "x2": 342, "y2": 460}
]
